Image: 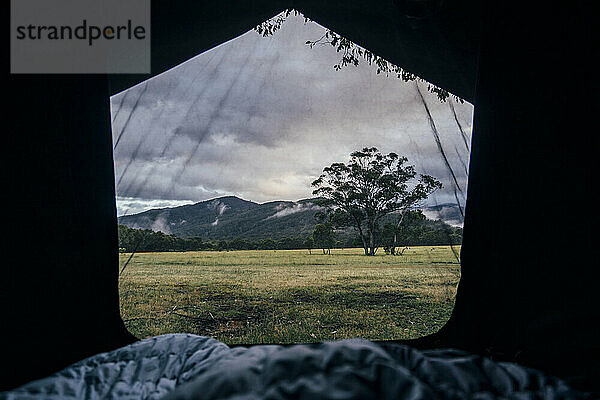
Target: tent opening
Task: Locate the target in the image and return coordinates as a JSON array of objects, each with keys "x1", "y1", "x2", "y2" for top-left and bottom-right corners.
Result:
[{"x1": 110, "y1": 10, "x2": 473, "y2": 344}]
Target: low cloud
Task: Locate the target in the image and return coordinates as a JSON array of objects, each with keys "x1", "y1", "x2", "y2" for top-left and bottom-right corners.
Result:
[
  {"x1": 207, "y1": 199, "x2": 230, "y2": 216},
  {"x1": 266, "y1": 202, "x2": 323, "y2": 219},
  {"x1": 116, "y1": 196, "x2": 194, "y2": 217},
  {"x1": 126, "y1": 211, "x2": 173, "y2": 234},
  {"x1": 208, "y1": 199, "x2": 230, "y2": 226},
  {"x1": 151, "y1": 213, "x2": 172, "y2": 234}
]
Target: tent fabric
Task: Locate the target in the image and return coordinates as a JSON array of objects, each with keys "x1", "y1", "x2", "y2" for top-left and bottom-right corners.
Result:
[
  {"x1": 1, "y1": 334, "x2": 587, "y2": 400},
  {"x1": 4, "y1": 1, "x2": 595, "y2": 394}
]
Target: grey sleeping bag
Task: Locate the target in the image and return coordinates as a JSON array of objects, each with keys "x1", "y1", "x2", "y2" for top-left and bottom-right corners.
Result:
[{"x1": 1, "y1": 334, "x2": 587, "y2": 399}]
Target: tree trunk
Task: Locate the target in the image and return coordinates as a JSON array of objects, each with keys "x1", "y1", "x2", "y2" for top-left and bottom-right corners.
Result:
[
  {"x1": 358, "y1": 228, "x2": 369, "y2": 255},
  {"x1": 350, "y1": 215, "x2": 369, "y2": 256},
  {"x1": 360, "y1": 232, "x2": 368, "y2": 255}
]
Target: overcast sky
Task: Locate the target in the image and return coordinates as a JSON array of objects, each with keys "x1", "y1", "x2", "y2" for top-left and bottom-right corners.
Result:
[{"x1": 111, "y1": 12, "x2": 473, "y2": 217}]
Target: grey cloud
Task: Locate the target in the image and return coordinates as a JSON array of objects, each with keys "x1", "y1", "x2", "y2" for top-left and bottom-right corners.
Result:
[{"x1": 111, "y1": 13, "x2": 474, "y2": 217}]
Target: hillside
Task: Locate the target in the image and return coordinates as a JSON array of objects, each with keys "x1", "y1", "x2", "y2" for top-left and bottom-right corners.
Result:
[
  {"x1": 118, "y1": 196, "x2": 464, "y2": 241},
  {"x1": 118, "y1": 196, "x2": 324, "y2": 240}
]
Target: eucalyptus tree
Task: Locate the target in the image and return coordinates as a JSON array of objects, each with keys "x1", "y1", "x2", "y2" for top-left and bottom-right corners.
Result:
[{"x1": 312, "y1": 147, "x2": 441, "y2": 256}]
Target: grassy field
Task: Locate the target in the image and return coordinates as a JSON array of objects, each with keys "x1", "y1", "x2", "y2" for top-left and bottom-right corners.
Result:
[{"x1": 119, "y1": 246, "x2": 461, "y2": 344}]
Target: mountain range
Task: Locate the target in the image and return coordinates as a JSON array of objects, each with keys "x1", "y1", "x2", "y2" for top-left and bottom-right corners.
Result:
[{"x1": 117, "y1": 196, "x2": 463, "y2": 240}]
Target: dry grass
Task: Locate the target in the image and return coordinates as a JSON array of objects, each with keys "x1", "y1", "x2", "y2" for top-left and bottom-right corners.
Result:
[{"x1": 119, "y1": 246, "x2": 460, "y2": 344}]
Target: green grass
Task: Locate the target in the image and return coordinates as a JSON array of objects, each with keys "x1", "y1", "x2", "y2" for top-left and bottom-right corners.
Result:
[{"x1": 119, "y1": 246, "x2": 461, "y2": 344}]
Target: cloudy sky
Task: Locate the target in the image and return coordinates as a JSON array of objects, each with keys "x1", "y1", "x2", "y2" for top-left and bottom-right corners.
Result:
[{"x1": 110, "y1": 12, "x2": 473, "y2": 217}]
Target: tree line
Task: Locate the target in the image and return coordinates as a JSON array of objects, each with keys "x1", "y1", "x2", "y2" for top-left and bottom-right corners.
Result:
[{"x1": 118, "y1": 212, "x2": 462, "y2": 254}]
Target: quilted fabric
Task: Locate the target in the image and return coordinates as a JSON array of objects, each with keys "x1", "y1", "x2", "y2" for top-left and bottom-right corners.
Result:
[
  {"x1": 1, "y1": 334, "x2": 229, "y2": 400},
  {"x1": 0, "y1": 334, "x2": 588, "y2": 400}
]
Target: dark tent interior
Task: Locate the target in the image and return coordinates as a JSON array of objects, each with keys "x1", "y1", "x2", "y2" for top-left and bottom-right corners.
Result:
[{"x1": 4, "y1": 0, "x2": 597, "y2": 397}]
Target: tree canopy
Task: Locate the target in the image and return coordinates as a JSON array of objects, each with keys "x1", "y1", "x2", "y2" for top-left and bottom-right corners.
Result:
[{"x1": 312, "y1": 147, "x2": 442, "y2": 256}]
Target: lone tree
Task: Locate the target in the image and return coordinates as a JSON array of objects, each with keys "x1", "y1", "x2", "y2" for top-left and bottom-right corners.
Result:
[{"x1": 312, "y1": 147, "x2": 442, "y2": 256}]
